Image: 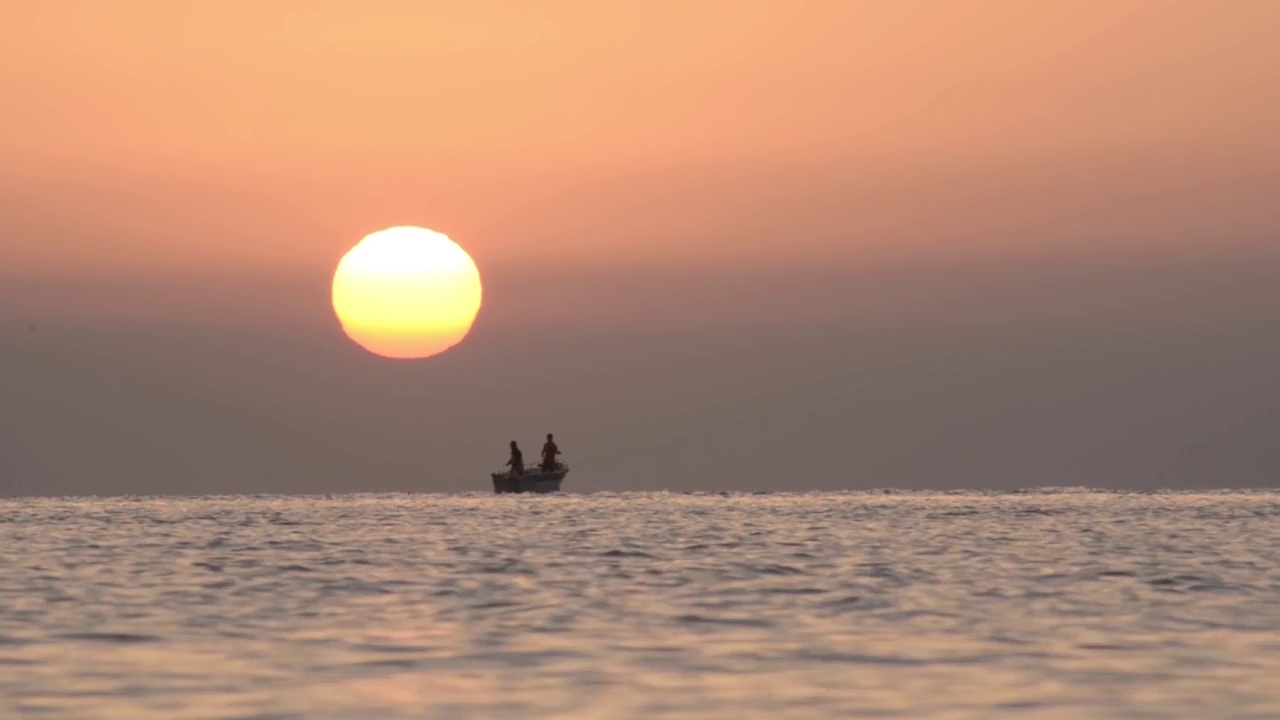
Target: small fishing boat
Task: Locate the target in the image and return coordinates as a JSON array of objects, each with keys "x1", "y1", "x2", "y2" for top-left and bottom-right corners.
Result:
[{"x1": 491, "y1": 464, "x2": 568, "y2": 494}]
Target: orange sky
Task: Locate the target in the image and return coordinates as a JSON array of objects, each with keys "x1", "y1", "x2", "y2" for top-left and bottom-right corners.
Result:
[
  {"x1": 3, "y1": 0, "x2": 1278, "y2": 279},
  {"x1": 3, "y1": 2, "x2": 1280, "y2": 495}
]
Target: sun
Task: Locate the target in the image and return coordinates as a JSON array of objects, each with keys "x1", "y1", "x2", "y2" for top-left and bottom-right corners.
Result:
[{"x1": 332, "y1": 226, "x2": 482, "y2": 359}]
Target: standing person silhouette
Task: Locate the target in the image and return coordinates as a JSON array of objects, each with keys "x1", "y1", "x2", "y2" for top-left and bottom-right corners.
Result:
[
  {"x1": 506, "y1": 441, "x2": 524, "y2": 476},
  {"x1": 541, "y1": 433, "x2": 560, "y2": 472}
]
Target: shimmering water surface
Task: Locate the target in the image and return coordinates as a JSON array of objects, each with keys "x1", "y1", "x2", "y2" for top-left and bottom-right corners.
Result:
[{"x1": 2, "y1": 491, "x2": 1279, "y2": 719}]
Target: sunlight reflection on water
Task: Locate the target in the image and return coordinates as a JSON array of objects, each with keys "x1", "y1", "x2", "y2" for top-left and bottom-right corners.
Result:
[{"x1": 1, "y1": 490, "x2": 1279, "y2": 718}]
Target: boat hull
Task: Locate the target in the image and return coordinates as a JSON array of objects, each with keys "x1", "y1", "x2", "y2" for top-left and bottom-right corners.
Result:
[{"x1": 491, "y1": 468, "x2": 567, "y2": 494}]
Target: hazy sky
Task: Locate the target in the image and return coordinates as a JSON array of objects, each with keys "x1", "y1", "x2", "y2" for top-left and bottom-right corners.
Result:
[{"x1": 2, "y1": 1, "x2": 1278, "y2": 495}]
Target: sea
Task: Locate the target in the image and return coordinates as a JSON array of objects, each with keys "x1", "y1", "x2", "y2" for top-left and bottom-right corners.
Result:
[{"x1": 1, "y1": 490, "x2": 1278, "y2": 719}]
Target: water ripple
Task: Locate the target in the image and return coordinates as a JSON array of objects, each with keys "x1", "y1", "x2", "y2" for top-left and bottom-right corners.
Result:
[{"x1": 0, "y1": 491, "x2": 1278, "y2": 718}]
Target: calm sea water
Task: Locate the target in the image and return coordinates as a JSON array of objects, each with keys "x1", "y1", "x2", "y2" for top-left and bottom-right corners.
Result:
[{"x1": 1, "y1": 491, "x2": 1278, "y2": 719}]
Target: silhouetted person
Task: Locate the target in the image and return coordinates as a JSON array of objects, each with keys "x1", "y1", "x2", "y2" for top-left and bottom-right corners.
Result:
[
  {"x1": 506, "y1": 441, "x2": 524, "y2": 476},
  {"x1": 541, "y1": 433, "x2": 560, "y2": 472}
]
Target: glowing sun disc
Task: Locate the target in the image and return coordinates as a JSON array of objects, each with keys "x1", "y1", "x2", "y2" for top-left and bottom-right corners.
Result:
[{"x1": 332, "y1": 226, "x2": 482, "y2": 359}]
